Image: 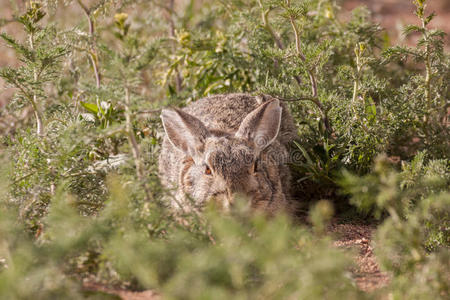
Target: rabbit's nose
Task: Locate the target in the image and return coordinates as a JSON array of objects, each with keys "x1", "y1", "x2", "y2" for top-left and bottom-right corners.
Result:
[{"x1": 224, "y1": 188, "x2": 249, "y2": 211}]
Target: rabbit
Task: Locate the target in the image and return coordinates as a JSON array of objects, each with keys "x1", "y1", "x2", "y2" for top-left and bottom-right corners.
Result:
[{"x1": 159, "y1": 93, "x2": 297, "y2": 214}]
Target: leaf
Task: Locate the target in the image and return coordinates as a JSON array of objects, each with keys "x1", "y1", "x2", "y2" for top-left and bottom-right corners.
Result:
[
  {"x1": 365, "y1": 97, "x2": 377, "y2": 123},
  {"x1": 80, "y1": 101, "x2": 99, "y2": 114},
  {"x1": 424, "y1": 13, "x2": 436, "y2": 26},
  {"x1": 203, "y1": 81, "x2": 223, "y2": 95},
  {"x1": 403, "y1": 25, "x2": 423, "y2": 36},
  {"x1": 294, "y1": 141, "x2": 314, "y2": 166},
  {"x1": 0, "y1": 33, "x2": 34, "y2": 61}
]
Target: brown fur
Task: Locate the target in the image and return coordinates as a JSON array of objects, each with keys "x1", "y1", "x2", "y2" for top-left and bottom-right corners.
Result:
[{"x1": 159, "y1": 93, "x2": 297, "y2": 214}]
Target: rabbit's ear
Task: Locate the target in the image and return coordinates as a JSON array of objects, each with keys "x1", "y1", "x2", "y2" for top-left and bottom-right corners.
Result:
[
  {"x1": 161, "y1": 109, "x2": 210, "y2": 160},
  {"x1": 235, "y1": 99, "x2": 282, "y2": 152}
]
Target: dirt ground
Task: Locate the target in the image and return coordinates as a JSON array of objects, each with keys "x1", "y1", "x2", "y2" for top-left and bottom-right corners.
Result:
[
  {"x1": 330, "y1": 221, "x2": 390, "y2": 292},
  {"x1": 83, "y1": 282, "x2": 161, "y2": 300}
]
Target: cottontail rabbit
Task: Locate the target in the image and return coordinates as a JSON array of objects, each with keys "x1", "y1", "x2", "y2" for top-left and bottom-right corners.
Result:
[{"x1": 159, "y1": 93, "x2": 297, "y2": 214}]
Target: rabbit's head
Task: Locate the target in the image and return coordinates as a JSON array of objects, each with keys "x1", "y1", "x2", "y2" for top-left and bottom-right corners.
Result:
[{"x1": 161, "y1": 100, "x2": 284, "y2": 210}]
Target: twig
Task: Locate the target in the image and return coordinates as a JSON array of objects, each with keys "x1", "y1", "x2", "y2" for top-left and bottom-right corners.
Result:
[
  {"x1": 275, "y1": 95, "x2": 318, "y2": 102},
  {"x1": 257, "y1": 0, "x2": 330, "y2": 132},
  {"x1": 157, "y1": 0, "x2": 183, "y2": 92},
  {"x1": 256, "y1": 0, "x2": 303, "y2": 86},
  {"x1": 124, "y1": 87, "x2": 153, "y2": 202},
  {"x1": 170, "y1": 0, "x2": 182, "y2": 92},
  {"x1": 76, "y1": 0, "x2": 101, "y2": 88},
  {"x1": 88, "y1": 52, "x2": 101, "y2": 89},
  {"x1": 421, "y1": 14, "x2": 432, "y2": 122},
  {"x1": 62, "y1": 171, "x2": 97, "y2": 178},
  {"x1": 29, "y1": 31, "x2": 45, "y2": 136},
  {"x1": 76, "y1": 0, "x2": 94, "y2": 36},
  {"x1": 351, "y1": 47, "x2": 361, "y2": 115},
  {"x1": 125, "y1": 87, "x2": 143, "y2": 178},
  {"x1": 0, "y1": 18, "x2": 15, "y2": 27},
  {"x1": 257, "y1": 0, "x2": 284, "y2": 50},
  {"x1": 134, "y1": 108, "x2": 162, "y2": 115},
  {"x1": 351, "y1": 44, "x2": 369, "y2": 133},
  {"x1": 11, "y1": 172, "x2": 35, "y2": 185},
  {"x1": 287, "y1": 0, "x2": 328, "y2": 131},
  {"x1": 287, "y1": 0, "x2": 318, "y2": 99},
  {"x1": 75, "y1": 201, "x2": 103, "y2": 208},
  {"x1": 15, "y1": 82, "x2": 44, "y2": 136},
  {"x1": 275, "y1": 95, "x2": 329, "y2": 130}
]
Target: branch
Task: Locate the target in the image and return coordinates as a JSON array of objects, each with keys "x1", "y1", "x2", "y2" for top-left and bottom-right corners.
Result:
[
  {"x1": 88, "y1": 52, "x2": 101, "y2": 89},
  {"x1": 124, "y1": 86, "x2": 153, "y2": 202},
  {"x1": 11, "y1": 172, "x2": 35, "y2": 185},
  {"x1": 275, "y1": 95, "x2": 329, "y2": 130},
  {"x1": 275, "y1": 95, "x2": 318, "y2": 102},
  {"x1": 76, "y1": 0, "x2": 100, "y2": 88},
  {"x1": 76, "y1": 0, "x2": 94, "y2": 36},
  {"x1": 29, "y1": 31, "x2": 45, "y2": 136},
  {"x1": 351, "y1": 44, "x2": 369, "y2": 133},
  {"x1": 285, "y1": 0, "x2": 328, "y2": 131},
  {"x1": 287, "y1": 2, "x2": 317, "y2": 98},
  {"x1": 160, "y1": 0, "x2": 182, "y2": 93},
  {"x1": 257, "y1": 0, "x2": 284, "y2": 49},
  {"x1": 257, "y1": 0, "x2": 329, "y2": 132},
  {"x1": 257, "y1": 0, "x2": 303, "y2": 86},
  {"x1": 421, "y1": 16, "x2": 432, "y2": 122},
  {"x1": 134, "y1": 108, "x2": 162, "y2": 115}
]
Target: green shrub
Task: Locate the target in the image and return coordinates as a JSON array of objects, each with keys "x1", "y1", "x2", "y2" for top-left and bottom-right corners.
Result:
[
  {"x1": 1, "y1": 168, "x2": 363, "y2": 299},
  {"x1": 0, "y1": 0, "x2": 449, "y2": 298},
  {"x1": 340, "y1": 153, "x2": 449, "y2": 299}
]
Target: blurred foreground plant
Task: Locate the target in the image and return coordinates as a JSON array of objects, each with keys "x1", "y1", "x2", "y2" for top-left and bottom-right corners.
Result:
[
  {"x1": 1, "y1": 166, "x2": 363, "y2": 299},
  {"x1": 340, "y1": 153, "x2": 449, "y2": 298}
]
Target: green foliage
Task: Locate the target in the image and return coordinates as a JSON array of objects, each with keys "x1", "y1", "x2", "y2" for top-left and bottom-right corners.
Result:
[
  {"x1": 107, "y1": 202, "x2": 361, "y2": 299},
  {"x1": 1, "y1": 2, "x2": 67, "y2": 136},
  {"x1": 340, "y1": 152, "x2": 449, "y2": 219},
  {"x1": 165, "y1": 29, "x2": 254, "y2": 98},
  {"x1": 291, "y1": 139, "x2": 344, "y2": 185},
  {"x1": 1, "y1": 170, "x2": 362, "y2": 299},
  {"x1": 0, "y1": 0, "x2": 449, "y2": 298},
  {"x1": 340, "y1": 153, "x2": 449, "y2": 298}
]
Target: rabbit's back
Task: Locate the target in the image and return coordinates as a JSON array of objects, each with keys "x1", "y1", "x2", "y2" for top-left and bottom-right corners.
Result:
[
  {"x1": 184, "y1": 94, "x2": 259, "y2": 132},
  {"x1": 183, "y1": 93, "x2": 297, "y2": 145}
]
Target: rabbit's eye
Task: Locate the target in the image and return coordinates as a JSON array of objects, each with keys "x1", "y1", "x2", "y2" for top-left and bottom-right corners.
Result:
[{"x1": 205, "y1": 165, "x2": 212, "y2": 175}]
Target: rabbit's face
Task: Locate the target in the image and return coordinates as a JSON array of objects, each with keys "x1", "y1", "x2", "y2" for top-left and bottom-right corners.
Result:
[
  {"x1": 162, "y1": 100, "x2": 282, "y2": 210},
  {"x1": 181, "y1": 135, "x2": 258, "y2": 209}
]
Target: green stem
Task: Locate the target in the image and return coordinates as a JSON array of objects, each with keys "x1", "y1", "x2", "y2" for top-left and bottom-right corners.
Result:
[
  {"x1": 352, "y1": 45, "x2": 369, "y2": 132},
  {"x1": 124, "y1": 86, "x2": 152, "y2": 202},
  {"x1": 285, "y1": 0, "x2": 330, "y2": 133},
  {"x1": 76, "y1": 0, "x2": 101, "y2": 88},
  {"x1": 29, "y1": 31, "x2": 44, "y2": 136},
  {"x1": 421, "y1": 18, "x2": 432, "y2": 121},
  {"x1": 352, "y1": 54, "x2": 360, "y2": 115},
  {"x1": 257, "y1": 0, "x2": 284, "y2": 49}
]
